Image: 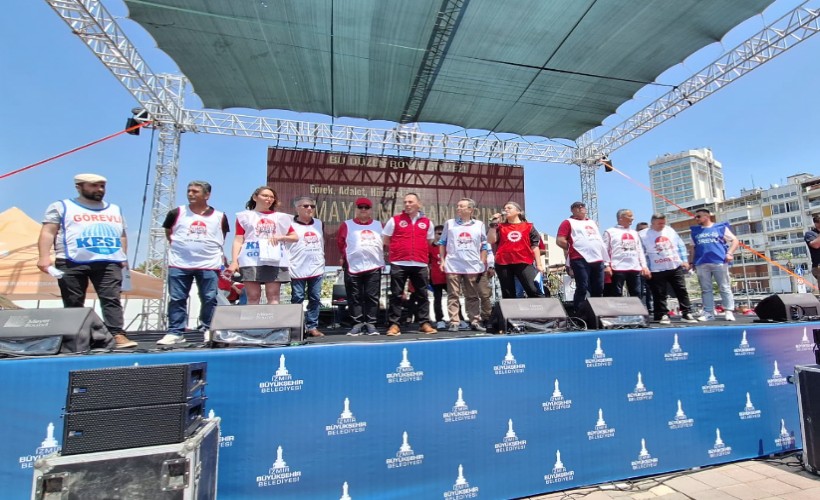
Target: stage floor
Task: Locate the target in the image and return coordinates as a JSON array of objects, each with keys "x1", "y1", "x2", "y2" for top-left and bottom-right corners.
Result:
[{"x1": 113, "y1": 313, "x2": 765, "y2": 351}]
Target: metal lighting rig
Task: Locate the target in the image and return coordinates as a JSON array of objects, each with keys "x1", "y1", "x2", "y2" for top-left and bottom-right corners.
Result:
[{"x1": 44, "y1": 0, "x2": 820, "y2": 328}]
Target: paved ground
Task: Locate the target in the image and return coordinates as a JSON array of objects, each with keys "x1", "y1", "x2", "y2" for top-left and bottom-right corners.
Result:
[{"x1": 524, "y1": 453, "x2": 820, "y2": 499}]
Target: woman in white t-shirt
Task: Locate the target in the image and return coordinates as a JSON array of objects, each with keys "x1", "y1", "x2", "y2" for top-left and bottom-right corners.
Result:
[{"x1": 227, "y1": 186, "x2": 292, "y2": 304}]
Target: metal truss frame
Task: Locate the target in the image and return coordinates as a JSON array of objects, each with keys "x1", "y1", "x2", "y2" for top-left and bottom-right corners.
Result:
[
  {"x1": 138, "y1": 75, "x2": 185, "y2": 331},
  {"x1": 578, "y1": 1, "x2": 820, "y2": 153},
  {"x1": 43, "y1": 0, "x2": 820, "y2": 326}
]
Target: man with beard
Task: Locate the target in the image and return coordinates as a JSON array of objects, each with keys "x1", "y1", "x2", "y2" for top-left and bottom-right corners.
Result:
[
  {"x1": 690, "y1": 208, "x2": 739, "y2": 321},
  {"x1": 37, "y1": 173, "x2": 137, "y2": 348}
]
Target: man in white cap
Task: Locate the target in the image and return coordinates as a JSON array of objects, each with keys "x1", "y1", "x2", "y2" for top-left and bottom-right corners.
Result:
[{"x1": 37, "y1": 173, "x2": 137, "y2": 348}]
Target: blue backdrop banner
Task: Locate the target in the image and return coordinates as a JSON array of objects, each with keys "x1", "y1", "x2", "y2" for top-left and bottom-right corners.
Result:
[{"x1": 3, "y1": 322, "x2": 818, "y2": 499}]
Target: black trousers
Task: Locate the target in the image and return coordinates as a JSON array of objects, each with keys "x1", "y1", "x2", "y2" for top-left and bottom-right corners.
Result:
[
  {"x1": 641, "y1": 276, "x2": 653, "y2": 312},
  {"x1": 431, "y1": 283, "x2": 446, "y2": 322},
  {"x1": 345, "y1": 268, "x2": 381, "y2": 325},
  {"x1": 611, "y1": 271, "x2": 641, "y2": 297},
  {"x1": 56, "y1": 259, "x2": 124, "y2": 334},
  {"x1": 389, "y1": 265, "x2": 431, "y2": 326},
  {"x1": 496, "y1": 263, "x2": 546, "y2": 299},
  {"x1": 649, "y1": 266, "x2": 692, "y2": 320}
]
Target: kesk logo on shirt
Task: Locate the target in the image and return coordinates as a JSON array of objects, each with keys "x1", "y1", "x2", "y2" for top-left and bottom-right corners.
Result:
[
  {"x1": 76, "y1": 224, "x2": 122, "y2": 255},
  {"x1": 507, "y1": 231, "x2": 522, "y2": 243}
]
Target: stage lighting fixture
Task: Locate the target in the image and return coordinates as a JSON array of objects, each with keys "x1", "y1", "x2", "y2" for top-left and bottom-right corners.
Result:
[
  {"x1": 600, "y1": 155, "x2": 614, "y2": 173},
  {"x1": 125, "y1": 108, "x2": 151, "y2": 136}
]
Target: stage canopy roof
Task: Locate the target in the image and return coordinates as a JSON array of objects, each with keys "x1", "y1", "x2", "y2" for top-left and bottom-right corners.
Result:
[{"x1": 125, "y1": 0, "x2": 774, "y2": 140}]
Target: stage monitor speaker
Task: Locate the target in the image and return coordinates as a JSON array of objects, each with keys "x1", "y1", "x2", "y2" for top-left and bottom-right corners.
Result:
[
  {"x1": 67, "y1": 363, "x2": 207, "y2": 412},
  {"x1": 492, "y1": 298, "x2": 568, "y2": 333},
  {"x1": 576, "y1": 297, "x2": 649, "y2": 329},
  {"x1": 0, "y1": 308, "x2": 114, "y2": 356},
  {"x1": 754, "y1": 294, "x2": 820, "y2": 322},
  {"x1": 61, "y1": 398, "x2": 205, "y2": 455},
  {"x1": 795, "y1": 364, "x2": 820, "y2": 473},
  {"x1": 210, "y1": 303, "x2": 304, "y2": 346}
]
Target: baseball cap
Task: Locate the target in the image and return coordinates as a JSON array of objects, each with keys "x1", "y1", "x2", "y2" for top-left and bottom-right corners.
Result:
[
  {"x1": 570, "y1": 201, "x2": 586, "y2": 209},
  {"x1": 355, "y1": 197, "x2": 372, "y2": 208}
]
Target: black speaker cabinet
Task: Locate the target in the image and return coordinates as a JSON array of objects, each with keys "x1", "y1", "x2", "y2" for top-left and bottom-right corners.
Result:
[
  {"x1": 0, "y1": 308, "x2": 114, "y2": 356},
  {"x1": 492, "y1": 298, "x2": 567, "y2": 333},
  {"x1": 755, "y1": 294, "x2": 820, "y2": 322},
  {"x1": 576, "y1": 297, "x2": 649, "y2": 329},
  {"x1": 61, "y1": 398, "x2": 205, "y2": 456},
  {"x1": 67, "y1": 363, "x2": 207, "y2": 412},
  {"x1": 210, "y1": 303, "x2": 304, "y2": 346},
  {"x1": 795, "y1": 364, "x2": 820, "y2": 473}
]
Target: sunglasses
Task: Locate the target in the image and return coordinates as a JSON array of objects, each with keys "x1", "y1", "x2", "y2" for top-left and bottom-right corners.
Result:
[
  {"x1": 301, "y1": 204, "x2": 316, "y2": 209},
  {"x1": 357, "y1": 205, "x2": 371, "y2": 209}
]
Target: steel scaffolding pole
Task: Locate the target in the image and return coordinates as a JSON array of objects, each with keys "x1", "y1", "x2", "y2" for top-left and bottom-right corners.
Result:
[
  {"x1": 139, "y1": 75, "x2": 186, "y2": 330},
  {"x1": 140, "y1": 120, "x2": 183, "y2": 330}
]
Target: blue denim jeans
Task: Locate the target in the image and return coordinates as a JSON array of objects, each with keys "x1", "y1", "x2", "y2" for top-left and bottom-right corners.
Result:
[
  {"x1": 167, "y1": 267, "x2": 219, "y2": 333},
  {"x1": 291, "y1": 275, "x2": 324, "y2": 330},
  {"x1": 569, "y1": 259, "x2": 605, "y2": 310},
  {"x1": 695, "y1": 263, "x2": 734, "y2": 313}
]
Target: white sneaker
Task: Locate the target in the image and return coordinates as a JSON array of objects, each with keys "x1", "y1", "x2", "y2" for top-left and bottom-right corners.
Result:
[
  {"x1": 697, "y1": 314, "x2": 715, "y2": 322},
  {"x1": 659, "y1": 315, "x2": 671, "y2": 325},
  {"x1": 724, "y1": 310, "x2": 736, "y2": 321},
  {"x1": 156, "y1": 334, "x2": 186, "y2": 345}
]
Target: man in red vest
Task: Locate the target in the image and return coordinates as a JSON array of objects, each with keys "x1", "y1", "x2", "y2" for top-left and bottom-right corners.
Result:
[{"x1": 382, "y1": 193, "x2": 438, "y2": 336}]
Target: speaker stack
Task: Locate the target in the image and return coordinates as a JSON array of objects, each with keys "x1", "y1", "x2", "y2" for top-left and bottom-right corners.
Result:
[
  {"x1": 795, "y1": 363, "x2": 820, "y2": 473},
  {"x1": 0, "y1": 308, "x2": 114, "y2": 356},
  {"x1": 576, "y1": 297, "x2": 649, "y2": 329},
  {"x1": 754, "y1": 294, "x2": 820, "y2": 322},
  {"x1": 61, "y1": 363, "x2": 207, "y2": 455},
  {"x1": 491, "y1": 298, "x2": 568, "y2": 333},
  {"x1": 210, "y1": 303, "x2": 304, "y2": 346}
]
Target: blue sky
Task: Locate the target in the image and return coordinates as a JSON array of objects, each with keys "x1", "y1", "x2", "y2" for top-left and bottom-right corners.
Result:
[{"x1": 2, "y1": 0, "x2": 819, "y2": 265}]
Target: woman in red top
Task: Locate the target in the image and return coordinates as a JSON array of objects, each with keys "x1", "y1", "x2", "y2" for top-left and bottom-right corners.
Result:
[{"x1": 488, "y1": 202, "x2": 545, "y2": 299}]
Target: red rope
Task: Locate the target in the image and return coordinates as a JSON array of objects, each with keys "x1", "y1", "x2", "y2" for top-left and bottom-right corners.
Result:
[{"x1": 0, "y1": 121, "x2": 151, "y2": 181}]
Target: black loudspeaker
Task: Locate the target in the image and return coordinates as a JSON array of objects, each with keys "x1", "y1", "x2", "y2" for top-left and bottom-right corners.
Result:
[
  {"x1": 795, "y1": 365, "x2": 820, "y2": 472},
  {"x1": 492, "y1": 298, "x2": 568, "y2": 333},
  {"x1": 67, "y1": 363, "x2": 207, "y2": 412},
  {"x1": 754, "y1": 294, "x2": 820, "y2": 322},
  {"x1": 0, "y1": 308, "x2": 114, "y2": 356},
  {"x1": 576, "y1": 297, "x2": 649, "y2": 329},
  {"x1": 61, "y1": 398, "x2": 205, "y2": 455},
  {"x1": 210, "y1": 303, "x2": 304, "y2": 346}
]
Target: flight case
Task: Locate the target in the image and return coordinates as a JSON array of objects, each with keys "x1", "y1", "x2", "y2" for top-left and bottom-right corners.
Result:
[{"x1": 32, "y1": 418, "x2": 219, "y2": 500}]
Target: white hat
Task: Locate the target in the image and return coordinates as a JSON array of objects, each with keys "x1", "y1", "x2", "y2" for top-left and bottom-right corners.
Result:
[{"x1": 74, "y1": 173, "x2": 107, "y2": 184}]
